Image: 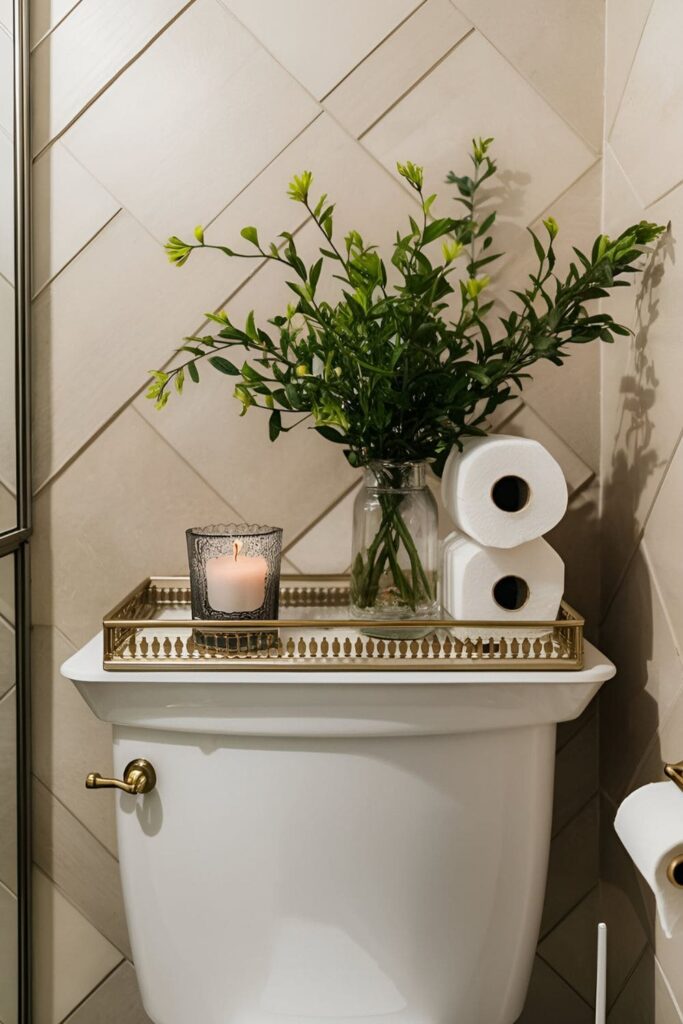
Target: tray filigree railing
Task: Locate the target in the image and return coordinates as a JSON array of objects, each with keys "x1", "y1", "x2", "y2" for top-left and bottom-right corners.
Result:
[{"x1": 102, "y1": 576, "x2": 584, "y2": 671}]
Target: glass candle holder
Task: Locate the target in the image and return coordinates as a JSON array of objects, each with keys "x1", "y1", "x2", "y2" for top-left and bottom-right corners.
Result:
[{"x1": 186, "y1": 524, "x2": 283, "y2": 652}]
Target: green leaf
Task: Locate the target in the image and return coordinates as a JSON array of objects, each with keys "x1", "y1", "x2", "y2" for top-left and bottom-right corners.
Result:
[
  {"x1": 188, "y1": 362, "x2": 200, "y2": 383},
  {"x1": 208, "y1": 356, "x2": 240, "y2": 376},
  {"x1": 527, "y1": 228, "x2": 545, "y2": 263},
  {"x1": 268, "y1": 410, "x2": 282, "y2": 441},
  {"x1": 245, "y1": 310, "x2": 258, "y2": 341},
  {"x1": 240, "y1": 226, "x2": 260, "y2": 247},
  {"x1": 422, "y1": 218, "x2": 456, "y2": 245},
  {"x1": 315, "y1": 425, "x2": 346, "y2": 444}
]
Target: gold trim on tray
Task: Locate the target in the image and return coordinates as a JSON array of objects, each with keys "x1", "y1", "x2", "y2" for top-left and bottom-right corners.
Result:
[{"x1": 102, "y1": 575, "x2": 585, "y2": 672}]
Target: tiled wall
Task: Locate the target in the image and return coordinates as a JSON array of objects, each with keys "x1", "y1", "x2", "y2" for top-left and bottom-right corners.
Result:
[
  {"x1": 30, "y1": 1, "x2": 607, "y2": 1019},
  {"x1": 599, "y1": 0, "x2": 683, "y2": 1020}
]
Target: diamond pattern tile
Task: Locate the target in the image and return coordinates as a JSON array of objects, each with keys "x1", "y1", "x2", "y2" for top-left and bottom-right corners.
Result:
[{"x1": 28, "y1": 1, "x2": 615, "y2": 1017}]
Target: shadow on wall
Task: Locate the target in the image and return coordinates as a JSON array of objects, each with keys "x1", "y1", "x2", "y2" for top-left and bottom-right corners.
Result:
[{"x1": 599, "y1": 230, "x2": 674, "y2": 1018}]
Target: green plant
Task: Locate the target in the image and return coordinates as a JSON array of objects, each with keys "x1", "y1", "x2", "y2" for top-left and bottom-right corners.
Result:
[{"x1": 148, "y1": 138, "x2": 664, "y2": 613}]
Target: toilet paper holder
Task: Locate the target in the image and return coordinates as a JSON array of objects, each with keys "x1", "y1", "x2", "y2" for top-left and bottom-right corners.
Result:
[
  {"x1": 663, "y1": 761, "x2": 683, "y2": 889},
  {"x1": 664, "y1": 760, "x2": 683, "y2": 793}
]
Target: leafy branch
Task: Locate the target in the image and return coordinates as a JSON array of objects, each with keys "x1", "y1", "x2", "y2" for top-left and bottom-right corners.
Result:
[{"x1": 148, "y1": 138, "x2": 665, "y2": 478}]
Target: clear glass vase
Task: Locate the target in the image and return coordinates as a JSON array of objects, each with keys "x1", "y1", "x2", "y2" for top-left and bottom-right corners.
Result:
[{"x1": 350, "y1": 460, "x2": 439, "y2": 619}]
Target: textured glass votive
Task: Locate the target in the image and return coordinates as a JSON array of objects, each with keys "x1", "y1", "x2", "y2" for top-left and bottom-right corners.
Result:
[{"x1": 186, "y1": 524, "x2": 283, "y2": 621}]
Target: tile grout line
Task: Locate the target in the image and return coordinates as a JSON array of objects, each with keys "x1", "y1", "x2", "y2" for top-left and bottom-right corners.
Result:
[
  {"x1": 536, "y1": 920, "x2": 597, "y2": 1011},
  {"x1": 128, "y1": 404, "x2": 246, "y2": 520},
  {"x1": 32, "y1": 219, "x2": 316, "y2": 496},
  {"x1": 203, "y1": 111, "x2": 324, "y2": 232},
  {"x1": 645, "y1": 172, "x2": 683, "y2": 213},
  {"x1": 283, "y1": 479, "x2": 361, "y2": 554},
  {"x1": 600, "y1": 424, "x2": 683, "y2": 626},
  {"x1": 357, "y1": 28, "x2": 476, "y2": 139},
  {"x1": 212, "y1": 0, "x2": 429, "y2": 211},
  {"x1": 604, "y1": 0, "x2": 656, "y2": 143},
  {"x1": 550, "y1": 785, "x2": 599, "y2": 843},
  {"x1": 457, "y1": 22, "x2": 602, "y2": 158},
  {"x1": 556, "y1": 703, "x2": 597, "y2": 754},
  {"x1": 539, "y1": 856, "x2": 599, "y2": 944},
  {"x1": 607, "y1": 945, "x2": 649, "y2": 1015},
  {"x1": 654, "y1": 954, "x2": 683, "y2": 1023},
  {"x1": 30, "y1": 0, "x2": 85, "y2": 53},
  {"x1": 32, "y1": 774, "x2": 120, "y2": 867},
  {"x1": 319, "y1": 0, "x2": 432, "y2": 101},
  {"x1": 33, "y1": 0, "x2": 199, "y2": 161},
  {"x1": 32, "y1": 209, "x2": 122, "y2": 300},
  {"x1": 58, "y1": 959, "x2": 127, "y2": 1023},
  {"x1": 603, "y1": 142, "x2": 647, "y2": 209}
]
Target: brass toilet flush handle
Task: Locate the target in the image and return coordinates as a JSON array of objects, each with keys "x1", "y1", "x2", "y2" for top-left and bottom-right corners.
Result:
[
  {"x1": 664, "y1": 760, "x2": 683, "y2": 793},
  {"x1": 86, "y1": 758, "x2": 157, "y2": 795}
]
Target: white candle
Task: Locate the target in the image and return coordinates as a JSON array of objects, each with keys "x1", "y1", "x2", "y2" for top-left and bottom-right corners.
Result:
[{"x1": 206, "y1": 542, "x2": 267, "y2": 613}]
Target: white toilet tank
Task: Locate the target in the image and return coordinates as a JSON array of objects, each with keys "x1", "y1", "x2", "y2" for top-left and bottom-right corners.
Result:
[{"x1": 63, "y1": 637, "x2": 614, "y2": 1024}]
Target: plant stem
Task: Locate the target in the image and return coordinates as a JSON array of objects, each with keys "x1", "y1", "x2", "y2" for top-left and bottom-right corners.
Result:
[{"x1": 351, "y1": 493, "x2": 435, "y2": 612}]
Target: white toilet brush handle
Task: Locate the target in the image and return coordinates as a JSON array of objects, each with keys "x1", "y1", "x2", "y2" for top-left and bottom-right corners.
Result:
[{"x1": 595, "y1": 922, "x2": 607, "y2": 1024}]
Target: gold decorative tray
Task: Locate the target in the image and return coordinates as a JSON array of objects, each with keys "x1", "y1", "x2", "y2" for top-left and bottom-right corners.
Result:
[{"x1": 102, "y1": 576, "x2": 584, "y2": 671}]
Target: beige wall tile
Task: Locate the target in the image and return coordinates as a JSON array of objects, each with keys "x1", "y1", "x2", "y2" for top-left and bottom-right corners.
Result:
[
  {"x1": 608, "y1": 951, "x2": 683, "y2": 1024},
  {"x1": 0, "y1": 25, "x2": 12, "y2": 135},
  {"x1": 610, "y1": 0, "x2": 683, "y2": 207},
  {"x1": 541, "y1": 797, "x2": 598, "y2": 938},
  {"x1": 517, "y1": 954, "x2": 593, "y2": 1024},
  {"x1": 546, "y1": 481, "x2": 601, "y2": 636},
  {"x1": 0, "y1": 617, "x2": 13, "y2": 705},
  {"x1": 553, "y1": 712, "x2": 598, "y2": 836},
  {"x1": 33, "y1": 867, "x2": 122, "y2": 1024},
  {"x1": 364, "y1": 31, "x2": 595, "y2": 228},
  {"x1": 61, "y1": 961, "x2": 152, "y2": 1024},
  {"x1": 32, "y1": 143, "x2": 120, "y2": 295},
  {"x1": 31, "y1": 0, "x2": 191, "y2": 153},
  {"x1": 455, "y1": 0, "x2": 604, "y2": 150},
  {"x1": 325, "y1": 0, "x2": 471, "y2": 138},
  {"x1": 30, "y1": 0, "x2": 82, "y2": 49},
  {"x1": 31, "y1": 407, "x2": 242, "y2": 647},
  {"x1": 32, "y1": 210, "x2": 252, "y2": 489},
  {"x1": 643, "y1": 440, "x2": 683, "y2": 652},
  {"x1": 285, "y1": 483, "x2": 360, "y2": 572},
  {"x1": 63, "y1": 0, "x2": 319, "y2": 242},
  {"x1": 0, "y1": 131, "x2": 14, "y2": 284},
  {"x1": 33, "y1": 626, "x2": 117, "y2": 855},
  {"x1": 600, "y1": 544, "x2": 683, "y2": 804},
  {"x1": 25, "y1": 0, "x2": 618, "y2": 1014},
  {"x1": 507, "y1": 162, "x2": 603, "y2": 472},
  {"x1": 0, "y1": 688, "x2": 16, "y2": 893},
  {"x1": 0, "y1": 553, "x2": 13, "y2": 624},
  {"x1": 501, "y1": 404, "x2": 594, "y2": 499},
  {"x1": 599, "y1": 792, "x2": 651, "y2": 1007},
  {"x1": 0, "y1": 0, "x2": 11, "y2": 35},
  {"x1": 539, "y1": 888, "x2": 599, "y2": 1005},
  {"x1": 600, "y1": 197, "x2": 680, "y2": 603},
  {"x1": 0, "y1": 275, "x2": 16, "y2": 499},
  {"x1": 219, "y1": 0, "x2": 421, "y2": 100},
  {"x1": 33, "y1": 778, "x2": 131, "y2": 958},
  {"x1": 604, "y1": 0, "x2": 655, "y2": 133},
  {"x1": 0, "y1": 880, "x2": 17, "y2": 1024}
]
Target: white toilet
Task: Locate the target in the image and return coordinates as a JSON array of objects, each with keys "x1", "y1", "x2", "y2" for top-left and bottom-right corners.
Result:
[{"x1": 62, "y1": 637, "x2": 614, "y2": 1024}]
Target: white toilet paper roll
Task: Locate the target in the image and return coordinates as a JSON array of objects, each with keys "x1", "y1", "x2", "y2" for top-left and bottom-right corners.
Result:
[
  {"x1": 441, "y1": 532, "x2": 564, "y2": 636},
  {"x1": 614, "y1": 782, "x2": 683, "y2": 938},
  {"x1": 441, "y1": 435, "x2": 568, "y2": 548}
]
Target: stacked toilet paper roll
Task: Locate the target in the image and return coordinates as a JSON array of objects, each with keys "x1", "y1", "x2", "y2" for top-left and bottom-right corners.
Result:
[
  {"x1": 440, "y1": 435, "x2": 568, "y2": 633},
  {"x1": 615, "y1": 782, "x2": 683, "y2": 938}
]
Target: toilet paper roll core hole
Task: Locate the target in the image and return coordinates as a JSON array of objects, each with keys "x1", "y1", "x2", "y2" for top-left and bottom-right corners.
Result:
[
  {"x1": 491, "y1": 475, "x2": 531, "y2": 513},
  {"x1": 667, "y1": 855, "x2": 683, "y2": 889},
  {"x1": 492, "y1": 575, "x2": 530, "y2": 611}
]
